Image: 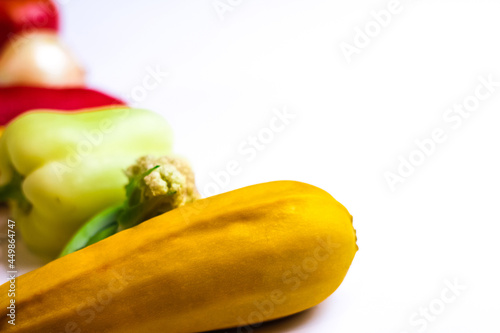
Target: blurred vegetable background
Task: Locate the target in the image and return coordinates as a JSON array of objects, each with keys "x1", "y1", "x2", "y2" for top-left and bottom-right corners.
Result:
[
  {"x1": 0, "y1": 0, "x2": 82, "y2": 87},
  {"x1": 0, "y1": 0, "x2": 123, "y2": 128},
  {"x1": 0, "y1": 86, "x2": 124, "y2": 125}
]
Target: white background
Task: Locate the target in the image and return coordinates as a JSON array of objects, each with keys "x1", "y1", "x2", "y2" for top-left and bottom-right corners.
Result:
[{"x1": 2, "y1": 0, "x2": 500, "y2": 332}]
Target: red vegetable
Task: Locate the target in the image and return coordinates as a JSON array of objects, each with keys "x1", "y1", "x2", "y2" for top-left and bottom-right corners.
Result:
[
  {"x1": 0, "y1": 0, "x2": 58, "y2": 51},
  {"x1": 0, "y1": 86, "x2": 125, "y2": 125}
]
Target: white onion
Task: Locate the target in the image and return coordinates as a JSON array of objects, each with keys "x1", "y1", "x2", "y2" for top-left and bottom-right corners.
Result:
[{"x1": 0, "y1": 32, "x2": 85, "y2": 87}]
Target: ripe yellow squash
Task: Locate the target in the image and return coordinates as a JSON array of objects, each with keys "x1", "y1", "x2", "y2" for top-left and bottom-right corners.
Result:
[{"x1": 0, "y1": 181, "x2": 357, "y2": 333}]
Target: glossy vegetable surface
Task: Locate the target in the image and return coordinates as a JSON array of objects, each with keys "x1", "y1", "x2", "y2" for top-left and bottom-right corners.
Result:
[
  {"x1": 0, "y1": 107, "x2": 173, "y2": 257},
  {"x1": 0, "y1": 86, "x2": 124, "y2": 125},
  {"x1": 0, "y1": 32, "x2": 85, "y2": 87},
  {"x1": 0, "y1": 0, "x2": 59, "y2": 51},
  {"x1": 0, "y1": 181, "x2": 357, "y2": 333}
]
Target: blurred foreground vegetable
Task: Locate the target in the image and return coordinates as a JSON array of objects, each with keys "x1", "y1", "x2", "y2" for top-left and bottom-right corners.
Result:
[
  {"x1": 0, "y1": 107, "x2": 173, "y2": 258},
  {"x1": 0, "y1": 31, "x2": 85, "y2": 87},
  {"x1": 0, "y1": 86, "x2": 124, "y2": 125},
  {"x1": 0, "y1": 0, "x2": 59, "y2": 51},
  {"x1": 60, "y1": 155, "x2": 200, "y2": 257},
  {"x1": 0, "y1": 181, "x2": 357, "y2": 333}
]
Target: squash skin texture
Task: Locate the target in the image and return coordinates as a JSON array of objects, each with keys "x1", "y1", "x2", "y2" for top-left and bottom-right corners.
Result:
[{"x1": 0, "y1": 181, "x2": 357, "y2": 333}]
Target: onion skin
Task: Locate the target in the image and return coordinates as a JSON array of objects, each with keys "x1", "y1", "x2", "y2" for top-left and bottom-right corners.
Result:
[{"x1": 0, "y1": 32, "x2": 85, "y2": 88}]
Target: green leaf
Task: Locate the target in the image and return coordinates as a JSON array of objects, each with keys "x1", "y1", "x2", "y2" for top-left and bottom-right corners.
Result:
[
  {"x1": 118, "y1": 165, "x2": 164, "y2": 230},
  {"x1": 59, "y1": 204, "x2": 122, "y2": 258},
  {"x1": 125, "y1": 165, "x2": 160, "y2": 200},
  {"x1": 86, "y1": 224, "x2": 119, "y2": 247},
  {"x1": 59, "y1": 165, "x2": 165, "y2": 256}
]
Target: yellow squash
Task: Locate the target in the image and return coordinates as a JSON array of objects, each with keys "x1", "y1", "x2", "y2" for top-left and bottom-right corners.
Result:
[{"x1": 0, "y1": 181, "x2": 357, "y2": 333}]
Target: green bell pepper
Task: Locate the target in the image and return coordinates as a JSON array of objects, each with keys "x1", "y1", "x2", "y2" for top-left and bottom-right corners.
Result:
[{"x1": 0, "y1": 107, "x2": 173, "y2": 258}]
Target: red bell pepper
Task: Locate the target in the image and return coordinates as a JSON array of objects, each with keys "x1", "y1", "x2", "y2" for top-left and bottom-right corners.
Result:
[{"x1": 0, "y1": 86, "x2": 125, "y2": 125}]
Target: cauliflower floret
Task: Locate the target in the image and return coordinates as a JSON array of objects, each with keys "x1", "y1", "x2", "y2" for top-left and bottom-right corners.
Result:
[
  {"x1": 60, "y1": 155, "x2": 200, "y2": 257},
  {"x1": 126, "y1": 155, "x2": 200, "y2": 209}
]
